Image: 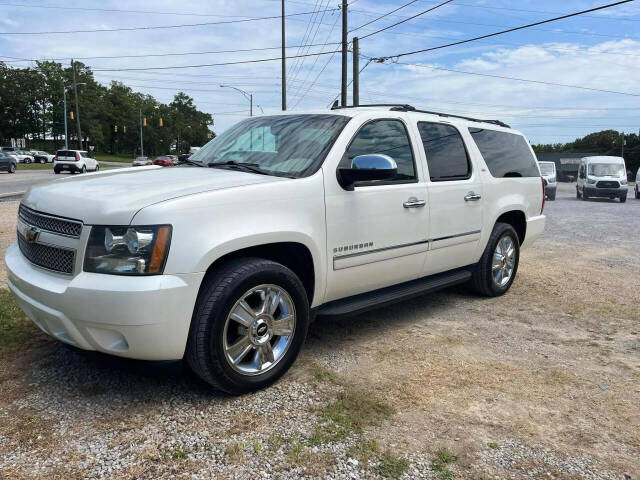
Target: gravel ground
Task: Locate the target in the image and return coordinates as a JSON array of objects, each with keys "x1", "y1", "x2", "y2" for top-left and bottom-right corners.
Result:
[{"x1": 1, "y1": 183, "x2": 639, "y2": 479}]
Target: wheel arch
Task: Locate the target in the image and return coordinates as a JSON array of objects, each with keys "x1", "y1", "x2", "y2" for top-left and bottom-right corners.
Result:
[
  {"x1": 494, "y1": 210, "x2": 527, "y2": 245},
  {"x1": 198, "y1": 237, "x2": 319, "y2": 306}
]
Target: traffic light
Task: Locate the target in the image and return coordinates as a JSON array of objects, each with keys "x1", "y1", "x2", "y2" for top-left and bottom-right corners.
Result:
[
  {"x1": 159, "y1": 117, "x2": 163, "y2": 127},
  {"x1": 70, "y1": 111, "x2": 74, "y2": 120},
  {"x1": 123, "y1": 126, "x2": 127, "y2": 134},
  {"x1": 114, "y1": 125, "x2": 118, "y2": 133},
  {"x1": 143, "y1": 117, "x2": 147, "y2": 127}
]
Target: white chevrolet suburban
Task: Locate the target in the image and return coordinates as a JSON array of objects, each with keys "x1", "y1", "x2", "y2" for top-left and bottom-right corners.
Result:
[{"x1": 5, "y1": 105, "x2": 545, "y2": 394}]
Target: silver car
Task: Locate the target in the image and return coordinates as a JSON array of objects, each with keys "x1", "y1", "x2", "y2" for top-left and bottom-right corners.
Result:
[{"x1": 132, "y1": 156, "x2": 152, "y2": 167}]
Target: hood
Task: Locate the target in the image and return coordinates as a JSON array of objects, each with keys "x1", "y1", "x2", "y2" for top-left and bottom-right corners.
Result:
[{"x1": 22, "y1": 166, "x2": 285, "y2": 225}]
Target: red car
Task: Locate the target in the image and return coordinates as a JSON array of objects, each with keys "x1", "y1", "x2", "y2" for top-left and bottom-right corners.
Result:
[{"x1": 153, "y1": 156, "x2": 173, "y2": 167}]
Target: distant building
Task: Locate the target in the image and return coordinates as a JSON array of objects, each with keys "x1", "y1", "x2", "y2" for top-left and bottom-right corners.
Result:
[{"x1": 536, "y1": 152, "x2": 601, "y2": 182}]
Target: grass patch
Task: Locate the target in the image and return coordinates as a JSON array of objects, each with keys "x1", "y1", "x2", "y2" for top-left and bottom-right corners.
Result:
[
  {"x1": 0, "y1": 289, "x2": 35, "y2": 354},
  {"x1": 17, "y1": 163, "x2": 53, "y2": 170},
  {"x1": 374, "y1": 451, "x2": 409, "y2": 479},
  {"x1": 487, "y1": 442, "x2": 499, "y2": 450},
  {"x1": 94, "y1": 153, "x2": 134, "y2": 163},
  {"x1": 224, "y1": 441, "x2": 245, "y2": 463},
  {"x1": 431, "y1": 448, "x2": 458, "y2": 480},
  {"x1": 310, "y1": 389, "x2": 393, "y2": 445}
]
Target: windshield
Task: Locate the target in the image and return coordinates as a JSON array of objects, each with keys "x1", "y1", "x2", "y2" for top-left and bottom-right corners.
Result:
[
  {"x1": 190, "y1": 114, "x2": 350, "y2": 177},
  {"x1": 588, "y1": 163, "x2": 625, "y2": 177},
  {"x1": 538, "y1": 162, "x2": 555, "y2": 175}
]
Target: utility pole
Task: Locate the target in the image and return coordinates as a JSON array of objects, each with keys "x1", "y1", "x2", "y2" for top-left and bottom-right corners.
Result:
[
  {"x1": 281, "y1": 0, "x2": 286, "y2": 111},
  {"x1": 352, "y1": 37, "x2": 359, "y2": 107},
  {"x1": 63, "y1": 86, "x2": 69, "y2": 150},
  {"x1": 341, "y1": 0, "x2": 348, "y2": 107},
  {"x1": 621, "y1": 132, "x2": 625, "y2": 158},
  {"x1": 139, "y1": 110, "x2": 144, "y2": 157},
  {"x1": 71, "y1": 60, "x2": 83, "y2": 150}
]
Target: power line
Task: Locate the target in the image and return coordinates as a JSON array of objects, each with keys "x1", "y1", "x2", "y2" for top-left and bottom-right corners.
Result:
[
  {"x1": 290, "y1": 0, "x2": 331, "y2": 89},
  {"x1": 0, "y1": 43, "x2": 340, "y2": 63},
  {"x1": 0, "y1": 8, "x2": 338, "y2": 35},
  {"x1": 349, "y1": 0, "x2": 421, "y2": 33},
  {"x1": 370, "y1": 0, "x2": 636, "y2": 60},
  {"x1": 371, "y1": 58, "x2": 640, "y2": 97},
  {"x1": 359, "y1": 0, "x2": 455, "y2": 40},
  {"x1": 91, "y1": 50, "x2": 341, "y2": 72}
]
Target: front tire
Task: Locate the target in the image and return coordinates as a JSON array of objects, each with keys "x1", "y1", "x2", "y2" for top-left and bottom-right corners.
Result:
[
  {"x1": 186, "y1": 258, "x2": 310, "y2": 395},
  {"x1": 576, "y1": 187, "x2": 581, "y2": 199},
  {"x1": 635, "y1": 186, "x2": 640, "y2": 199},
  {"x1": 8, "y1": 163, "x2": 16, "y2": 173},
  {"x1": 469, "y1": 222, "x2": 520, "y2": 297},
  {"x1": 547, "y1": 190, "x2": 556, "y2": 201},
  {"x1": 620, "y1": 194, "x2": 627, "y2": 203},
  {"x1": 95, "y1": 164, "x2": 100, "y2": 172}
]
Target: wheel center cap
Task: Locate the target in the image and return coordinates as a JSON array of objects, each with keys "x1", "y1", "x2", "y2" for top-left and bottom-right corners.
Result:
[{"x1": 250, "y1": 317, "x2": 272, "y2": 345}]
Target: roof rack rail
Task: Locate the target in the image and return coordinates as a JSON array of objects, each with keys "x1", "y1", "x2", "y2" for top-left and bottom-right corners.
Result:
[{"x1": 330, "y1": 103, "x2": 510, "y2": 129}]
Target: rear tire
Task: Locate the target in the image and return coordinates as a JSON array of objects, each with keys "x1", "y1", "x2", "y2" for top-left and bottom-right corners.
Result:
[
  {"x1": 582, "y1": 188, "x2": 589, "y2": 200},
  {"x1": 186, "y1": 258, "x2": 310, "y2": 395},
  {"x1": 81, "y1": 165, "x2": 87, "y2": 174},
  {"x1": 635, "y1": 186, "x2": 640, "y2": 199},
  {"x1": 8, "y1": 164, "x2": 16, "y2": 173},
  {"x1": 54, "y1": 168, "x2": 60, "y2": 174},
  {"x1": 469, "y1": 222, "x2": 520, "y2": 297}
]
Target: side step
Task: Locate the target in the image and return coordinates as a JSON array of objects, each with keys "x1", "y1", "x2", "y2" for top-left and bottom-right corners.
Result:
[{"x1": 316, "y1": 268, "x2": 472, "y2": 319}]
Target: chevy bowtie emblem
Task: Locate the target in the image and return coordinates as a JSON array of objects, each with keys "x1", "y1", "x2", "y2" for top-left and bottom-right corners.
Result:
[{"x1": 24, "y1": 225, "x2": 40, "y2": 244}]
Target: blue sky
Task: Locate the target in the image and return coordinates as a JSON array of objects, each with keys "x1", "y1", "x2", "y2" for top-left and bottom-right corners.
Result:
[{"x1": 1, "y1": 0, "x2": 640, "y2": 143}]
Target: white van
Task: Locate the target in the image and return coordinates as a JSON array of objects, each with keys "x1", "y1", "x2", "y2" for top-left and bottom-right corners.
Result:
[{"x1": 576, "y1": 156, "x2": 628, "y2": 203}]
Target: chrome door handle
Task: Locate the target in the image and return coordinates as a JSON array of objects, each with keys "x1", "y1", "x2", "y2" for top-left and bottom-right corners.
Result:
[
  {"x1": 464, "y1": 192, "x2": 482, "y2": 202},
  {"x1": 403, "y1": 197, "x2": 426, "y2": 208}
]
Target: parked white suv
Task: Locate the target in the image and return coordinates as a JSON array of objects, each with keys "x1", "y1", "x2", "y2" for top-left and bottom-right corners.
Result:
[
  {"x1": 53, "y1": 149, "x2": 99, "y2": 174},
  {"x1": 5, "y1": 106, "x2": 545, "y2": 394}
]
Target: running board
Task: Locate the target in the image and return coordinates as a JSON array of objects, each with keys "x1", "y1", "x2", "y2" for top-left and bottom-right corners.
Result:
[{"x1": 316, "y1": 269, "x2": 472, "y2": 319}]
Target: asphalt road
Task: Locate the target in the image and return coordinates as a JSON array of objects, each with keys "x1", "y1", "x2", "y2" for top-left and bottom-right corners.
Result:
[{"x1": 0, "y1": 162, "x2": 126, "y2": 199}]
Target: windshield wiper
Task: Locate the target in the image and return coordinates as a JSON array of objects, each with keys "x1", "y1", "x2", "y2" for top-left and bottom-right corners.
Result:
[
  {"x1": 208, "y1": 161, "x2": 268, "y2": 175},
  {"x1": 181, "y1": 158, "x2": 205, "y2": 167}
]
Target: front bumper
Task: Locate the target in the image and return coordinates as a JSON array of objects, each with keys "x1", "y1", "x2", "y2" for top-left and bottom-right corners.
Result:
[
  {"x1": 5, "y1": 243, "x2": 204, "y2": 360},
  {"x1": 584, "y1": 186, "x2": 627, "y2": 198}
]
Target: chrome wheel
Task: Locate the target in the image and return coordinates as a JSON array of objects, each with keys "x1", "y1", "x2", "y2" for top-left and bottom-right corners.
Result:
[
  {"x1": 492, "y1": 235, "x2": 516, "y2": 288},
  {"x1": 223, "y1": 284, "x2": 296, "y2": 376}
]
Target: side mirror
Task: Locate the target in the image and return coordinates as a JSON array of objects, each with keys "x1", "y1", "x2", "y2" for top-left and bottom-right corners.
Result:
[{"x1": 337, "y1": 154, "x2": 398, "y2": 191}]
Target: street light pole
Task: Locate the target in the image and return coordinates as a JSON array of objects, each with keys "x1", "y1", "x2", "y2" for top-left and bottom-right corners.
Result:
[
  {"x1": 140, "y1": 109, "x2": 144, "y2": 157},
  {"x1": 220, "y1": 85, "x2": 253, "y2": 117},
  {"x1": 71, "y1": 60, "x2": 83, "y2": 150}
]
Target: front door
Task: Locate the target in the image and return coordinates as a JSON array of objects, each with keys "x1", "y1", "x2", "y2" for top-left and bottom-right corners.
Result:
[
  {"x1": 323, "y1": 118, "x2": 430, "y2": 302},
  {"x1": 415, "y1": 121, "x2": 483, "y2": 275}
]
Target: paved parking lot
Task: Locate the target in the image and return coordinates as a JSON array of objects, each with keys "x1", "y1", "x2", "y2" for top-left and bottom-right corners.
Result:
[{"x1": 0, "y1": 183, "x2": 638, "y2": 479}]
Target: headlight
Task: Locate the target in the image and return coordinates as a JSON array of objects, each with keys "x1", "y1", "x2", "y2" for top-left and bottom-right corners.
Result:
[
  {"x1": 620, "y1": 178, "x2": 627, "y2": 185},
  {"x1": 84, "y1": 225, "x2": 171, "y2": 275},
  {"x1": 549, "y1": 176, "x2": 556, "y2": 183},
  {"x1": 587, "y1": 177, "x2": 596, "y2": 184}
]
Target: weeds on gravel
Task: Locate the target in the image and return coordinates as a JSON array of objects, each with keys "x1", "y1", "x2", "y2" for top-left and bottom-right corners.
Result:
[
  {"x1": 0, "y1": 289, "x2": 34, "y2": 353},
  {"x1": 171, "y1": 447, "x2": 187, "y2": 460},
  {"x1": 225, "y1": 442, "x2": 245, "y2": 463},
  {"x1": 311, "y1": 363, "x2": 339, "y2": 383},
  {"x1": 487, "y1": 442, "x2": 499, "y2": 450},
  {"x1": 431, "y1": 448, "x2": 458, "y2": 480},
  {"x1": 374, "y1": 451, "x2": 408, "y2": 479},
  {"x1": 348, "y1": 438, "x2": 379, "y2": 463},
  {"x1": 309, "y1": 389, "x2": 393, "y2": 445}
]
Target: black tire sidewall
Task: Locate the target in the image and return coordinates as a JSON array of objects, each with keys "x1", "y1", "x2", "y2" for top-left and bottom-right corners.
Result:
[
  {"x1": 484, "y1": 224, "x2": 520, "y2": 296},
  {"x1": 199, "y1": 261, "x2": 309, "y2": 393}
]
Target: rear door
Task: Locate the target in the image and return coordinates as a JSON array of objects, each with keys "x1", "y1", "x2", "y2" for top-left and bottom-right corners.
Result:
[{"x1": 416, "y1": 121, "x2": 484, "y2": 275}]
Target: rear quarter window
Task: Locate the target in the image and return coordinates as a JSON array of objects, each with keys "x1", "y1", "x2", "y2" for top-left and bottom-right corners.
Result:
[{"x1": 469, "y1": 128, "x2": 539, "y2": 178}]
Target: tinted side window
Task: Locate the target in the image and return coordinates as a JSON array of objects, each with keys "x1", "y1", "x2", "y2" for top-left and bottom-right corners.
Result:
[
  {"x1": 346, "y1": 119, "x2": 416, "y2": 182},
  {"x1": 469, "y1": 128, "x2": 539, "y2": 178},
  {"x1": 417, "y1": 122, "x2": 470, "y2": 181}
]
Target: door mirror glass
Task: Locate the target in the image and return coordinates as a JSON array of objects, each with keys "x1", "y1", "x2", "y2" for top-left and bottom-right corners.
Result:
[{"x1": 337, "y1": 154, "x2": 398, "y2": 190}]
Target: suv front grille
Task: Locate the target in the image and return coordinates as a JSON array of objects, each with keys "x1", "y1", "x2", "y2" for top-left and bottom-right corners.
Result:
[
  {"x1": 17, "y1": 232, "x2": 75, "y2": 274},
  {"x1": 596, "y1": 180, "x2": 620, "y2": 189},
  {"x1": 18, "y1": 204, "x2": 82, "y2": 238}
]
